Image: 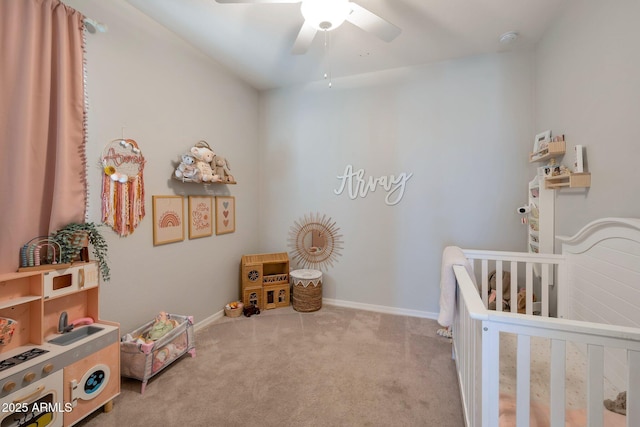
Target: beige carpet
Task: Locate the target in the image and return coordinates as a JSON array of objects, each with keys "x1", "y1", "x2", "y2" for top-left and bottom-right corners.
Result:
[{"x1": 78, "y1": 305, "x2": 463, "y2": 427}]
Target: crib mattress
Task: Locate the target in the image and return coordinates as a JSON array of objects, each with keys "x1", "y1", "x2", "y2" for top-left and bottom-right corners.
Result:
[{"x1": 499, "y1": 333, "x2": 620, "y2": 409}]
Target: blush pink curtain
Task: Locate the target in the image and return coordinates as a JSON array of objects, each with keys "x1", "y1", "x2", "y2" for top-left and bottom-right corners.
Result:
[{"x1": 0, "y1": 0, "x2": 87, "y2": 274}]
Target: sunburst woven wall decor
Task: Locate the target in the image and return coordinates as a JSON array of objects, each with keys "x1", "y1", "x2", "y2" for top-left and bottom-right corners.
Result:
[{"x1": 288, "y1": 212, "x2": 343, "y2": 271}]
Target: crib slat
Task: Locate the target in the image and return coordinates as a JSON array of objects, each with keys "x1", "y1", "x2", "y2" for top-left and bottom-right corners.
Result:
[
  {"x1": 510, "y1": 261, "x2": 518, "y2": 313},
  {"x1": 464, "y1": 302, "x2": 473, "y2": 422},
  {"x1": 455, "y1": 280, "x2": 484, "y2": 427},
  {"x1": 482, "y1": 324, "x2": 500, "y2": 427},
  {"x1": 541, "y1": 263, "x2": 549, "y2": 317},
  {"x1": 482, "y1": 259, "x2": 488, "y2": 308},
  {"x1": 586, "y1": 344, "x2": 604, "y2": 427},
  {"x1": 557, "y1": 261, "x2": 568, "y2": 318},
  {"x1": 516, "y1": 335, "x2": 531, "y2": 427},
  {"x1": 465, "y1": 313, "x2": 473, "y2": 426},
  {"x1": 628, "y1": 350, "x2": 640, "y2": 427},
  {"x1": 525, "y1": 263, "x2": 533, "y2": 315},
  {"x1": 549, "y1": 339, "x2": 566, "y2": 427},
  {"x1": 496, "y1": 260, "x2": 503, "y2": 312}
]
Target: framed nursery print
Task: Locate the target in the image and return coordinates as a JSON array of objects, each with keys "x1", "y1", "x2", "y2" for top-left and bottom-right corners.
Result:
[
  {"x1": 215, "y1": 196, "x2": 235, "y2": 235},
  {"x1": 188, "y1": 196, "x2": 213, "y2": 239},
  {"x1": 533, "y1": 130, "x2": 551, "y2": 153},
  {"x1": 152, "y1": 196, "x2": 184, "y2": 245}
]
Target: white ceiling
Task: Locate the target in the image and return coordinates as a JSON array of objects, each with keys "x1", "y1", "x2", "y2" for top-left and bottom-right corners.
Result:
[{"x1": 125, "y1": 0, "x2": 570, "y2": 91}]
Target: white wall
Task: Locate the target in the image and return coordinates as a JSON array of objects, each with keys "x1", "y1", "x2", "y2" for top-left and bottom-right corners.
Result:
[
  {"x1": 535, "y1": 0, "x2": 640, "y2": 238},
  {"x1": 62, "y1": 0, "x2": 260, "y2": 332},
  {"x1": 58, "y1": 0, "x2": 624, "y2": 325},
  {"x1": 258, "y1": 52, "x2": 535, "y2": 316}
]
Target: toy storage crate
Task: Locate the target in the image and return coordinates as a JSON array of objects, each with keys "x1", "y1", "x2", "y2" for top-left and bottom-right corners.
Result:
[{"x1": 120, "y1": 313, "x2": 196, "y2": 394}]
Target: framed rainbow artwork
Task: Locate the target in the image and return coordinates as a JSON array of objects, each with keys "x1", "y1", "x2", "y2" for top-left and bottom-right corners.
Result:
[{"x1": 152, "y1": 195, "x2": 184, "y2": 245}]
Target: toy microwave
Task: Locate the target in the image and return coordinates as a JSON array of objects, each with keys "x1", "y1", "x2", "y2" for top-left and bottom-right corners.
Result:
[{"x1": 43, "y1": 262, "x2": 99, "y2": 299}]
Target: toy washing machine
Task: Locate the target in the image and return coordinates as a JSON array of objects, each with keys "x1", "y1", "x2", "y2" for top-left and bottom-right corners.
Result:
[
  {"x1": 71, "y1": 363, "x2": 110, "y2": 403},
  {"x1": 62, "y1": 339, "x2": 120, "y2": 426}
]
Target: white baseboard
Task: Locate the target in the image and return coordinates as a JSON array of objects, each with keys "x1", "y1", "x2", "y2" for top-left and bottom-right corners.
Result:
[
  {"x1": 195, "y1": 301, "x2": 437, "y2": 329},
  {"x1": 323, "y1": 298, "x2": 438, "y2": 320},
  {"x1": 194, "y1": 310, "x2": 224, "y2": 331}
]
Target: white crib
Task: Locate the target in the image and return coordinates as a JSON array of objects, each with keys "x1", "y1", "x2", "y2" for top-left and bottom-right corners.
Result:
[{"x1": 451, "y1": 218, "x2": 640, "y2": 427}]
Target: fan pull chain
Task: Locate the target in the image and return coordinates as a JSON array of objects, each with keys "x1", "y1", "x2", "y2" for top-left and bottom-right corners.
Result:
[{"x1": 324, "y1": 30, "x2": 332, "y2": 88}]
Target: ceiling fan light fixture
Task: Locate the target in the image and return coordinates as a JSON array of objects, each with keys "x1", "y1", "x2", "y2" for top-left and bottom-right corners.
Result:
[{"x1": 301, "y1": 0, "x2": 351, "y2": 31}]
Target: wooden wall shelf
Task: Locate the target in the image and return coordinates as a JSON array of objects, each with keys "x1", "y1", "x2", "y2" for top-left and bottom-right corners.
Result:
[
  {"x1": 545, "y1": 173, "x2": 591, "y2": 189},
  {"x1": 529, "y1": 141, "x2": 566, "y2": 163},
  {"x1": 171, "y1": 176, "x2": 236, "y2": 185}
]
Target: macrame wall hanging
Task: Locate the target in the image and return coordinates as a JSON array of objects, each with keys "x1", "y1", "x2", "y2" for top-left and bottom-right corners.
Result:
[{"x1": 101, "y1": 138, "x2": 146, "y2": 236}]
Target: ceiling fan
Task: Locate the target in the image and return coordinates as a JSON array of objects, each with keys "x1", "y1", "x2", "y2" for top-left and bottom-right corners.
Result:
[{"x1": 215, "y1": 0, "x2": 402, "y2": 54}]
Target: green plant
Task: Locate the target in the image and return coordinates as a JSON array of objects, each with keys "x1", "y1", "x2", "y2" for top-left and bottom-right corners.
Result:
[{"x1": 51, "y1": 222, "x2": 110, "y2": 282}]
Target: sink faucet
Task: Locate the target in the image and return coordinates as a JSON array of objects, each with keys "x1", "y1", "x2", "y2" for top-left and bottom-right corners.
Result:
[{"x1": 58, "y1": 311, "x2": 74, "y2": 333}]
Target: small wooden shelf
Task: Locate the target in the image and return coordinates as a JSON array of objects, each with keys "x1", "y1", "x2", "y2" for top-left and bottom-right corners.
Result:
[
  {"x1": 0, "y1": 295, "x2": 41, "y2": 310},
  {"x1": 529, "y1": 141, "x2": 566, "y2": 163},
  {"x1": 171, "y1": 176, "x2": 236, "y2": 185},
  {"x1": 0, "y1": 271, "x2": 44, "y2": 349},
  {"x1": 18, "y1": 263, "x2": 72, "y2": 273},
  {"x1": 545, "y1": 173, "x2": 591, "y2": 189}
]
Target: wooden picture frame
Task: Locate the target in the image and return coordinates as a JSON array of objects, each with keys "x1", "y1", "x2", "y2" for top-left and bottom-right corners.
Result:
[
  {"x1": 533, "y1": 130, "x2": 551, "y2": 153},
  {"x1": 215, "y1": 196, "x2": 235, "y2": 235},
  {"x1": 188, "y1": 196, "x2": 213, "y2": 239},
  {"x1": 152, "y1": 196, "x2": 184, "y2": 245}
]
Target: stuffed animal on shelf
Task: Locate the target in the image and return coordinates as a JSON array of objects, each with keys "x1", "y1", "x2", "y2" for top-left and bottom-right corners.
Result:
[
  {"x1": 488, "y1": 270, "x2": 511, "y2": 311},
  {"x1": 190, "y1": 146, "x2": 219, "y2": 183},
  {"x1": 211, "y1": 154, "x2": 233, "y2": 182},
  {"x1": 174, "y1": 153, "x2": 201, "y2": 182}
]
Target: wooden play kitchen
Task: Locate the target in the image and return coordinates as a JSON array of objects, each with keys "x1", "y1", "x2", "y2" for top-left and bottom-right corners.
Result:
[
  {"x1": 290, "y1": 269, "x2": 323, "y2": 312},
  {"x1": 0, "y1": 262, "x2": 119, "y2": 426}
]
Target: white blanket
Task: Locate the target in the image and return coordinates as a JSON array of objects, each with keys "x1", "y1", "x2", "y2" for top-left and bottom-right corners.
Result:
[{"x1": 438, "y1": 246, "x2": 477, "y2": 327}]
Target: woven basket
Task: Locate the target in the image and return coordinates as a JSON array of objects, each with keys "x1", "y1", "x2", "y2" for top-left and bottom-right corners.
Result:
[
  {"x1": 225, "y1": 307, "x2": 243, "y2": 318},
  {"x1": 292, "y1": 281, "x2": 322, "y2": 312}
]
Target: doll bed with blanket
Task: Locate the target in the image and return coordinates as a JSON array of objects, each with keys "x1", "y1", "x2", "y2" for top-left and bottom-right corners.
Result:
[
  {"x1": 120, "y1": 313, "x2": 195, "y2": 394},
  {"x1": 440, "y1": 218, "x2": 640, "y2": 427}
]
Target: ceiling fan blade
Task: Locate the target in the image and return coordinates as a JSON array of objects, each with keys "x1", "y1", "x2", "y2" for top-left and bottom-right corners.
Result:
[
  {"x1": 346, "y1": 2, "x2": 401, "y2": 42},
  {"x1": 291, "y1": 21, "x2": 317, "y2": 55},
  {"x1": 215, "y1": 0, "x2": 299, "y2": 3}
]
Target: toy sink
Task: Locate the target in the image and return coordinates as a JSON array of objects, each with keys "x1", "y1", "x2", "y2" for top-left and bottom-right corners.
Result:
[{"x1": 49, "y1": 326, "x2": 104, "y2": 346}]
